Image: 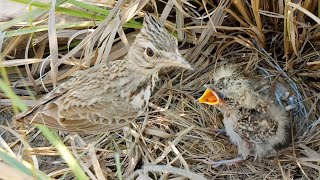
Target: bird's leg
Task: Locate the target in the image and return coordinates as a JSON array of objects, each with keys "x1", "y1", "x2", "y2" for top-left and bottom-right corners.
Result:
[
  {"x1": 202, "y1": 127, "x2": 226, "y2": 135},
  {"x1": 205, "y1": 156, "x2": 245, "y2": 168},
  {"x1": 285, "y1": 96, "x2": 298, "y2": 111},
  {"x1": 212, "y1": 128, "x2": 226, "y2": 134},
  {"x1": 210, "y1": 128, "x2": 227, "y2": 134},
  {"x1": 123, "y1": 126, "x2": 133, "y2": 148},
  {"x1": 122, "y1": 123, "x2": 141, "y2": 177},
  {"x1": 206, "y1": 141, "x2": 249, "y2": 168}
]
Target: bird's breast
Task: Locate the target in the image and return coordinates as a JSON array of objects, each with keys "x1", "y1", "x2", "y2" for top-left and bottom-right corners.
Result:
[
  {"x1": 128, "y1": 82, "x2": 151, "y2": 110},
  {"x1": 223, "y1": 110, "x2": 243, "y2": 146}
]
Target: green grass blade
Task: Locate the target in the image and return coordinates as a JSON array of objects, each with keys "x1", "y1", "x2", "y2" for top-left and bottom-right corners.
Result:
[
  {"x1": 0, "y1": 79, "x2": 27, "y2": 112},
  {"x1": 66, "y1": 0, "x2": 110, "y2": 16},
  {"x1": 36, "y1": 125, "x2": 89, "y2": 180},
  {"x1": 115, "y1": 153, "x2": 123, "y2": 180},
  {"x1": 0, "y1": 148, "x2": 50, "y2": 180},
  {"x1": 0, "y1": 77, "x2": 89, "y2": 179}
]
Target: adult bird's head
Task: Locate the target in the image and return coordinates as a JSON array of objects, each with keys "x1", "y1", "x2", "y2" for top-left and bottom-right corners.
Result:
[{"x1": 127, "y1": 13, "x2": 193, "y2": 73}]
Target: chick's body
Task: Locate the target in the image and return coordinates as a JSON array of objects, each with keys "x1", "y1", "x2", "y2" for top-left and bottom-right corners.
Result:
[{"x1": 202, "y1": 67, "x2": 290, "y2": 159}]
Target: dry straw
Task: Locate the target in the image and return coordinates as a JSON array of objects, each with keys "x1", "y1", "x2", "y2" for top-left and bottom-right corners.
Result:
[{"x1": 0, "y1": 0, "x2": 319, "y2": 179}]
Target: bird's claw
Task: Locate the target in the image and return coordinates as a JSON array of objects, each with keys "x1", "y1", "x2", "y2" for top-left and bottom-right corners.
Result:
[
  {"x1": 212, "y1": 128, "x2": 226, "y2": 134},
  {"x1": 285, "y1": 104, "x2": 297, "y2": 111},
  {"x1": 205, "y1": 156, "x2": 245, "y2": 168}
]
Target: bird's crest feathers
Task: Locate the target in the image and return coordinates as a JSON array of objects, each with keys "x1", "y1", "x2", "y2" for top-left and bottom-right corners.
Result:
[
  {"x1": 140, "y1": 13, "x2": 177, "y2": 52},
  {"x1": 213, "y1": 66, "x2": 237, "y2": 82}
]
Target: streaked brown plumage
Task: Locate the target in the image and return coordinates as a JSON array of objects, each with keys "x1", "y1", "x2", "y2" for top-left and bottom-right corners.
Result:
[
  {"x1": 198, "y1": 66, "x2": 291, "y2": 165},
  {"x1": 13, "y1": 14, "x2": 193, "y2": 133}
]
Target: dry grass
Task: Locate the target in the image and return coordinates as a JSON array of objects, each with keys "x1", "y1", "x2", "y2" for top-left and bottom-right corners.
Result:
[{"x1": 1, "y1": 0, "x2": 320, "y2": 179}]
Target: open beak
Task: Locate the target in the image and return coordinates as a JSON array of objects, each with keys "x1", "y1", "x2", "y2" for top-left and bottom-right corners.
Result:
[
  {"x1": 161, "y1": 53, "x2": 194, "y2": 71},
  {"x1": 198, "y1": 86, "x2": 223, "y2": 105}
]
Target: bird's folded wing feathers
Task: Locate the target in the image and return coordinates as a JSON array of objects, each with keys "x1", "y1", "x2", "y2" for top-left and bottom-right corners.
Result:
[
  {"x1": 32, "y1": 101, "x2": 136, "y2": 133},
  {"x1": 234, "y1": 108, "x2": 278, "y2": 143},
  {"x1": 13, "y1": 61, "x2": 137, "y2": 132},
  {"x1": 13, "y1": 85, "x2": 67, "y2": 122}
]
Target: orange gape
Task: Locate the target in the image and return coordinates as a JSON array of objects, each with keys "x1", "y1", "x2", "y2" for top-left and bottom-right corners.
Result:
[{"x1": 198, "y1": 88, "x2": 221, "y2": 105}]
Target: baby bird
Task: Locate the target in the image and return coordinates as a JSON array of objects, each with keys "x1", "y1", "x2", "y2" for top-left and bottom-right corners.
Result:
[{"x1": 198, "y1": 66, "x2": 290, "y2": 166}]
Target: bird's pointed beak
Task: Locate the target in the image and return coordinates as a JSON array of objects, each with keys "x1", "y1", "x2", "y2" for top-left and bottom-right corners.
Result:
[
  {"x1": 161, "y1": 53, "x2": 194, "y2": 71},
  {"x1": 198, "y1": 86, "x2": 223, "y2": 105}
]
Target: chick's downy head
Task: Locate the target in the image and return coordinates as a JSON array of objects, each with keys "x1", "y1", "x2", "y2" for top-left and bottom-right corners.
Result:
[{"x1": 198, "y1": 66, "x2": 251, "y2": 108}]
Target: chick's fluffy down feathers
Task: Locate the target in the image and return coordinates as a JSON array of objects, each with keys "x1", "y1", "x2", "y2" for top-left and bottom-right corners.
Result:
[{"x1": 211, "y1": 67, "x2": 290, "y2": 159}]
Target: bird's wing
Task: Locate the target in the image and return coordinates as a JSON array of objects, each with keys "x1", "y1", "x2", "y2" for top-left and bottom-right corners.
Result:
[
  {"x1": 25, "y1": 98, "x2": 138, "y2": 133},
  {"x1": 12, "y1": 83, "x2": 67, "y2": 122},
  {"x1": 234, "y1": 107, "x2": 279, "y2": 143},
  {"x1": 14, "y1": 60, "x2": 141, "y2": 133},
  {"x1": 249, "y1": 76, "x2": 291, "y2": 108}
]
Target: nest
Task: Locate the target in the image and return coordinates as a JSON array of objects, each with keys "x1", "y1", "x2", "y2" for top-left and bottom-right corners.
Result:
[{"x1": 0, "y1": 0, "x2": 319, "y2": 179}]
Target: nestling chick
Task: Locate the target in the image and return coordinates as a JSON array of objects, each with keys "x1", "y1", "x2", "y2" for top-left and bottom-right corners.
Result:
[{"x1": 198, "y1": 66, "x2": 290, "y2": 163}]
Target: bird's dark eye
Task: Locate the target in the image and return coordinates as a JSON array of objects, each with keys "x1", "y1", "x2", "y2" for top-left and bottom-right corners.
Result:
[
  {"x1": 146, "y1": 47, "x2": 154, "y2": 57},
  {"x1": 216, "y1": 82, "x2": 223, "y2": 90}
]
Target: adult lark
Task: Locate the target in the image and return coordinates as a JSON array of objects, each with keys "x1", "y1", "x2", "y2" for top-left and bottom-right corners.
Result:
[{"x1": 14, "y1": 14, "x2": 193, "y2": 133}]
